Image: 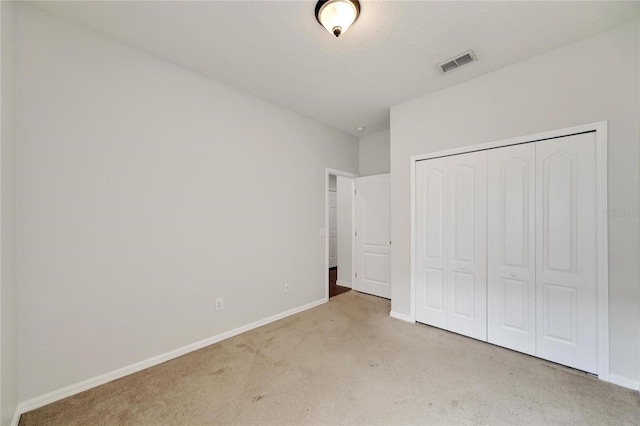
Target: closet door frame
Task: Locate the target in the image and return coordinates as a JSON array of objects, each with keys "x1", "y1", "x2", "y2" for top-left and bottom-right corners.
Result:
[{"x1": 409, "y1": 121, "x2": 609, "y2": 382}]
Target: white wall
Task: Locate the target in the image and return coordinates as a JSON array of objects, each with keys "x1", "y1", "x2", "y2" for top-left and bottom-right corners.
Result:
[
  {"x1": 336, "y1": 176, "x2": 352, "y2": 287},
  {"x1": 16, "y1": 4, "x2": 358, "y2": 403},
  {"x1": 359, "y1": 129, "x2": 390, "y2": 176},
  {"x1": 391, "y1": 20, "x2": 640, "y2": 385},
  {"x1": 0, "y1": 2, "x2": 18, "y2": 425}
]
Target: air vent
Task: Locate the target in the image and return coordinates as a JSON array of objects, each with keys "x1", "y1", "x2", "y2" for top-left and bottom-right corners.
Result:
[{"x1": 438, "y1": 50, "x2": 477, "y2": 73}]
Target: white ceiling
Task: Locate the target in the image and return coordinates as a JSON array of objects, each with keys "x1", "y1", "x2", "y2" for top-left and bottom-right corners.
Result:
[{"x1": 32, "y1": 1, "x2": 639, "y2": 137}]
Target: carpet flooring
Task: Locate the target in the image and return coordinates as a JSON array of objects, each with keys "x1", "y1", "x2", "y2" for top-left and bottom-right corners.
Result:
[{"x1": 19, "y1": 291, "x2": 639, "y2": 425}]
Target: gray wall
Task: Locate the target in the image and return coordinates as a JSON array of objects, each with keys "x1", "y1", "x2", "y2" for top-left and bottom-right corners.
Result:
[
  {"x1": 359, "y1": 129, "x2": 390, "y2": 176},
  {"x1": 1, "y1": 2, "x2": 18, "y2": 424},
  {"x1": 16, "y1": 4, "x2": 358, "y2": 402},
  {"x1": 390, "y1": 20, "x2": 640, "y2": 385}
]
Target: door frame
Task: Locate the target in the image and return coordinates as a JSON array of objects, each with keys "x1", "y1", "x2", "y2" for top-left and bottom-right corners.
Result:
[
  {"x1": 409, "y1": 121, "x2": 609, "y2": 382},
  {"x1": 325, "y1": 168, "x2": 358, "y2": 301}
]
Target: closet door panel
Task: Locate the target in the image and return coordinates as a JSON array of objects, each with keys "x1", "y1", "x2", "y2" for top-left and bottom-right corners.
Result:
[
  {"x1": 487, "y1": 144, "x2": 536, "y2": 355},
  {"x1": 447, "y1": 151, "x2": 487, "y2": 341},
  {"x1": 536, "y1": 133, "x2": 597, "y2": 373},
  {"x1": 415, "y1": 157, "x2": 448, "y2": 328}
]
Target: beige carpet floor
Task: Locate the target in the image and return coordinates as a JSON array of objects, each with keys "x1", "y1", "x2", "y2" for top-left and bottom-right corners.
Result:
[{"x1": 20, "y1": 291, "x2": 640, "y2": 425}]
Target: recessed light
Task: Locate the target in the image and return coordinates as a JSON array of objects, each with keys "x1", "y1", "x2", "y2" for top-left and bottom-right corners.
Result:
[{"x1": 356, "y1": 126, "x2": 365, "y2": 132}]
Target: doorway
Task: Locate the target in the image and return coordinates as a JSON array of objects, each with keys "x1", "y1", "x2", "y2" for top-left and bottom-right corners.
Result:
[{"x1": 325, "y1": 169, "x2": 358, "y2": 300}]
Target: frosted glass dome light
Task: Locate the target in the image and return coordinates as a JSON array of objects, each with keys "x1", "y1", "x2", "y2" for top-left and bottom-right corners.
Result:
[{"x1": 315, "y1": 0, "x2": 360, "y2": 37}]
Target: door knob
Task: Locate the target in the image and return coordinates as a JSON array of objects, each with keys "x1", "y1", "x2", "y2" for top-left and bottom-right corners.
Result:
[
  {"x1": 510, "y1": 272, "x2": 517, "y2": 277},
  {"x1": 461, "y1": 266, "x2": 466, "y2": 271}
]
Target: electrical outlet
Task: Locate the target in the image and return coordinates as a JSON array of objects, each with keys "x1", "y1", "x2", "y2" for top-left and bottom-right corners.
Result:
[
  {"x1": 215, "y1": 298, "x2": 223, "y2": 311},
  {"x1": 284, "y1": 283, "x2": 290, "y2": 292}
]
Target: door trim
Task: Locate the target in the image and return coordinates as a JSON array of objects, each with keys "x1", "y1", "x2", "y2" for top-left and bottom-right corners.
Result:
[
  {"x1": 325, "y1": 168, "x2": 358, "y2": 302},
  {"x1": 409, "y1": 121, "x2": 609, "y2": 382}
]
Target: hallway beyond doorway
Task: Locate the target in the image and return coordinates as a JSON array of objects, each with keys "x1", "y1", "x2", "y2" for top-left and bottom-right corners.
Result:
[{"x1": 329, "y1": 267, "x2": 350, "y2": 298}]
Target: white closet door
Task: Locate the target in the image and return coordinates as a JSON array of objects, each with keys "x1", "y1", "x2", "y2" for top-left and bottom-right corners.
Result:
[
  {"x1": 329, "y1": 191, "x2": 337, "y2": 268},
  {"x1": 355, "y1": 174, "x2": 391, "y2": 299},
  {"x1": 488, "y1": 144, "x2": 536, "y2": 355},
  {"x1": 536, "y1": 133, "x2": 597, "y2": 373},
  {"x1": 446, "y1": 151, "x2": 487, "y2": 341},
  {"x1": 415, "y1": 157, "x2": 448, "y2": 328}
]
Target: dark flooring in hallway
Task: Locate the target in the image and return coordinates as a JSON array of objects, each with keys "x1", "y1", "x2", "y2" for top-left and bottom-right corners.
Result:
[{"x1": 329, "y1": 267, "x2": 350, "y2": 298}]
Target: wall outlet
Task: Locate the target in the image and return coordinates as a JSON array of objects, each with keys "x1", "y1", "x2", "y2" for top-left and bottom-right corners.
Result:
[
  {"x1": 215, "y1": 298, "x2": 223, "y2": 311},
  {"x1": 284, "y1": 282, "x2": 290, "y2": 292}
]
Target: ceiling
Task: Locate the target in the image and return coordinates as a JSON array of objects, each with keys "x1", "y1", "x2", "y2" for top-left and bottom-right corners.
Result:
[{"x1": 32, "y1": 1, "x2": 639, "y2": 137}]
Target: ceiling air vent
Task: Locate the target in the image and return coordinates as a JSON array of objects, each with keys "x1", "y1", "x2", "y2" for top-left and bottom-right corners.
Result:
[{"x1": 438, "y1": 50, "x2": 477, "y2": 73}]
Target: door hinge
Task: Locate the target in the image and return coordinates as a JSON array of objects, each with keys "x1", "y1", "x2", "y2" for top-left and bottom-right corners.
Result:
[
  {"x1": 355, "y1": 189, "x2": 357, "y2": 195},
  {"x1": 355, "y1": 230, "x2": 358, "y2": 237},
  {"x1": 355, "y1": 272, "x2": 358, "y2": 278}
]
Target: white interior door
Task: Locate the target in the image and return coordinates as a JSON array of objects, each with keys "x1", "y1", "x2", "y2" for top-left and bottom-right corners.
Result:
[
  {"x1": 446, "y1": 151, "x2": 487, "y2": 341},
  {"x1": 488, "y1": 143, "x2": 536, "y2": 355},
  {"x1": 355, "y1": 174, "x2": 391, "y2": 299},
  {"x1": 415, "y1": 157, "x2": 448, "y2": 328},
  {"x1": 329, "y1": 190, "x2": 337, "y2": 268},
  {"x1": 535, "y1": 132, "x2": 597, "y2": 373}
]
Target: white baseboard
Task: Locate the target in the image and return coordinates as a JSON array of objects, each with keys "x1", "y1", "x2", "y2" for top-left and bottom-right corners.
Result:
[
  {"x1": 14, "y1": 297, "x2": 328, "y2": 421},
  {"x1": 335, "y1": 280, "x2": 351, "y2": 289},
  {"x1": 607, "y1": 373, "x2": 640, "y2": 391},
  {"x1": 390, "y1": 311, "x2": 414, "y2": 323},
  {"x1": 11, "y1": 410, "x2": 20, "y2": 426}
]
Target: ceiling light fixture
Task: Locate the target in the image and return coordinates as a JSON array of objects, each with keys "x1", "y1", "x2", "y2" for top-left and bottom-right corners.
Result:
[{"x1": 315, "y1": 0, "x2": 360, "y2": 38}]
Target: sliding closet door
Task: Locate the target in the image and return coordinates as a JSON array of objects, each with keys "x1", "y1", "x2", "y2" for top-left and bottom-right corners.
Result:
[
  {"x1": 535, "y1": 133, "x2": 597, "y2": 373},
  {"x1": 487, "y1": 144, "x2": 536, "y2": 355},
  {"x1": 446, "y1": 151, "x2": 487, "y2": 341},
  {"x1": 415, "y1": 157, "x2": 448, "y2": 328},
  {"x1": 416, "y1": 151, "x2": 487, "y2": 340}
]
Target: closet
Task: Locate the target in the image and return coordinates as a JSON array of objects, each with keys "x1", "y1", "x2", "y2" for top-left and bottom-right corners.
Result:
[{"x1": 415, "y1": 131, "x2": 599, "y2": 374}]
